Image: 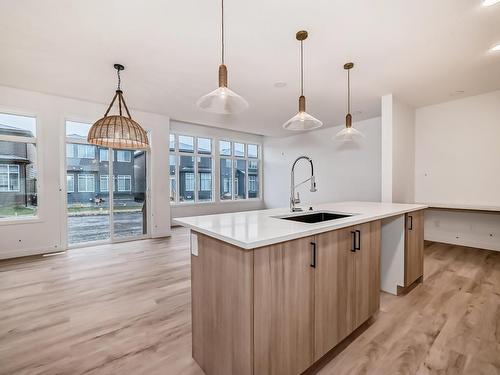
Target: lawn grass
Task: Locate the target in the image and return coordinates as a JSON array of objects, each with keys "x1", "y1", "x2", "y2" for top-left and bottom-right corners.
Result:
[
  {"x1": 68, "y1": 205, "x2": 142, "y2": 213},
  {"x1": 0, "y1": 206, "x2": 36, "y2": 217}
]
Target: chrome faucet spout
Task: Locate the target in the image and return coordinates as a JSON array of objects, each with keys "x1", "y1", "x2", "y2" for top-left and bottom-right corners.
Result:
[{"x1": 290, "y1": 156, "x2": 317, "y2": 212}]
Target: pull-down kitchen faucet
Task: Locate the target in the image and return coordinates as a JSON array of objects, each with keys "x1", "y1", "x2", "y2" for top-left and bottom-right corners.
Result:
[{"x1": 290, "y1": 156, "x2": 317, "y2": 212}]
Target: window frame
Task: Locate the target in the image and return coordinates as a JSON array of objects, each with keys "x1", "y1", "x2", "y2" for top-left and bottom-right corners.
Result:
[{"x1": 169, "y1": 132, "x2": 261, "y2": 205}]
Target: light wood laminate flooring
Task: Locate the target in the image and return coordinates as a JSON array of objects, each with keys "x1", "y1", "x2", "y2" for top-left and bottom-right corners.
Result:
[{"x1": 1, "y1": 228, "x2": 499, "y2": 374}]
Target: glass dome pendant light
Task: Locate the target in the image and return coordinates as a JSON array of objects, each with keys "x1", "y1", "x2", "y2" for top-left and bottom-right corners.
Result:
[
  {"x1": 335, "y1": 62, "x2": 364, "y2": 141},
  {"x1": 88, "y1": 64, "x2": 150, "y2": 150},
  {"x1": 282, "y1": 30, "x2": 323, "y2": 131},
  {"x1": 196, "y1": 0, "x2": 249, "y2": 114}
]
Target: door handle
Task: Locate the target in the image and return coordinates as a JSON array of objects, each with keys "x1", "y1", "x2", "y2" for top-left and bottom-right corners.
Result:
[
  {"x1": 350, "y1": 231, "x2": 356, "y2": 252},
  {"x1": 355, "y1": 230, "x2": 361, "y2": 250},
  {"x1": 310, "y1": 242, "x2": 316, "y2": 268},
  {"x1": 409, "y1": 215, "x2": 413, "y2": 230}
]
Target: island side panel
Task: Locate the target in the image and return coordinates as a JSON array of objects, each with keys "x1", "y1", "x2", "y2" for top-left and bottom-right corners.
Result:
[
  {"x1": 191, "y1": 232, "x2": 253, "y2": 375},
  {"x1": 380, "y1": 215, "x2": 406, "y2": 295}
]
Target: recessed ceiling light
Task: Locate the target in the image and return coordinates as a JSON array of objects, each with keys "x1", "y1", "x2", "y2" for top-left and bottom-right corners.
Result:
[
  {"x1": 274, "y1": 81, "x2": 287, "y2": 88},
  {"x1": 450, "y1": 90, "x2": 465, "y2": 96},
  {"x1": 483, "y1": 0, "x2": 500, "y2": 6},
  {"x1": 491, "y1": 43, "x2": 500, "y2": 52}
]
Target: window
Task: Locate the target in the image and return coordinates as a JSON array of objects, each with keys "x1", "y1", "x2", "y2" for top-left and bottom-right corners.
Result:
[
  {"x1": 77, "y1": 144, "x2": 95, "y2": 159},
  {"x1": 0, "y1": 165, "x2": 20, "y2": 192},
  {"x1": 116, "y1": 150, "x2": 131, "y2": 162},
  {"x1": 100, "y1": 175, "x2": 109, "y2": 192},
  {"x1": 248, "y1": 160, "x2": 260, "y2": 198},
  {"x1": 169, "y1": 155, "x2": 176, "y2": 202},
  {"x1": 67, "y1": 174, "x2": 75, "y2": 193},
  {"x1": 179, "y1": 155, "x2": 195, "y2": 202},
  {"x1": 197, "y1": 138, "x2": 212, "y2": 154},
  {"x1": 234, "y1": 159, "x2": 246, "y2": 199},
  {"x1": 185, "y1": 173, "x2": 195, "y2": 191},
  {"x1": 169, "y1": 133, "x2": 261, "y2": 204},
  {"x1": 178, "y1": 135, "x2": 194, "y2": 153},
  {"x1": 78, "y1": 174, "x2": 95, "y2": 193},
  {"x1": 170, "y1": 134, "x2": 214, "y2": 204},
  {"x1": 218, "y1": 140, "x2": 261, "y2": 200},
  {"x1": 117, "y1": 175, "x2": 131, "y2": 192},
  {"x1": 219, "y1": 140, "x2": 231, "y2": 156},
  {"x1": 234, "y1": 142, "x2": 245, "y2": 157},
  {"x1": 248, "y1": 144, "x2": 259, "y2": 158},
  {"x1": 169, "y1": 134, "x2": 175, "y2": 151},
  {"x1": 0, "y1": 113, "x2": 38, "y2": 219},
  {"x1": 220, "y1": 158, "x2": 232, "y2": 200},
  {"x1": 197, "y1": 157, "x2": 212, "y2": 201},
  {"x1": 66, "y1": 144, "x2": 75, "y2": 158},
  {"x1": 249, "y1": 175, "x2": 257, "y2": 193},
  {"x1": 99, "y1": 149, "x2": 109, "y2": 162}
]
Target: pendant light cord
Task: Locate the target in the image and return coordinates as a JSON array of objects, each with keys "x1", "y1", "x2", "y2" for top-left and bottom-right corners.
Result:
[
  {"x1": 117, "y1": 68, "x2": 121, "y2": 91},
  {"x1": 300, "y1": 40, "x2": 304, "y2": 96},
  {"x1": 221, "y1": 0, "x2": 225, "y2": 64},
  {"x1": 347, "y1": 68, "x2": 350, "y2": 113}
]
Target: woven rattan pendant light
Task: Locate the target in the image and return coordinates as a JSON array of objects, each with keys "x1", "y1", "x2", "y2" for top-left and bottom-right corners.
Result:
[
  {"x1": 196, "y1": 0, "x2": 249, "y2": 114},
  {"x1": 88, "y1": 64, "x2": 149, "y2": 150},
  {"x1": 334, "y1": 62, "x2": 364, "y2": 141},
  {"x1": 282, "y1": 31, "x2": 323, "y2": 131}
]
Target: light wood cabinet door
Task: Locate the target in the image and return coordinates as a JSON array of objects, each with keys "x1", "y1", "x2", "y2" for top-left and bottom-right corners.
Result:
[
  {"x1": 254, "y1": 236, "x2": 315, "y2": 375},
  {"x1": 405, "y1": 210, "x2": 424, "y2": 286},
  {"x1": 314, "y1": 221, "x2": 381, "y2": 361},
  {"x1": 354, "y1": 221, "x2": 381, "y2": 327},
  {"x1": 314, "y1": 226, "x2": 356, "y2": 360}
]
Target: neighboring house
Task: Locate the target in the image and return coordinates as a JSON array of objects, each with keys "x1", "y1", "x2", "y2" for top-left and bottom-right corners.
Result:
[
  {"x1": 0, "y1": 124, "x2": 36, "y2": 208},
  {"x1": 66, "y1": 145, "x2": 142, "y2": 205}
]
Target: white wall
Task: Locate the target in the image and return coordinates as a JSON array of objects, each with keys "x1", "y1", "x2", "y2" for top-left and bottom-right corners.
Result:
[
  {"x1": 0, "y1": 85, "x2": 171, "y2": 259},
  {"x1": 415, "y1": 90, "x2": 500, "y2": 208},
  {"x1": 425, "y1": 209, "x2": 500, "y2": 252},
  {"x1": 170, "y1": 120, "x2": 265, "y2": 220},
  {"x1": 415, "y1": 90, "x2": 500, "y2": 251},
  {"x1": 263, "y1": 117, "x2": 382, "y2": 209},
  {"x1": 381, "y1": 94, "x2": 415, "y2": 203}
]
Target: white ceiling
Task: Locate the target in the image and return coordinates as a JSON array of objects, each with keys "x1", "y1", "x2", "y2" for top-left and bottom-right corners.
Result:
[{"x1": 0, "y1": 0, "x2": 499, "y2": 136}]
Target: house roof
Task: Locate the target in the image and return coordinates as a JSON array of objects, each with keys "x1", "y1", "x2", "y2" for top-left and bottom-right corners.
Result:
[
  {"x1": 0, "y1": 123, "x2": 34, "y2": 137},
  {"x1": 0, "y1": 154, "x2": 30, "y2": 163}
]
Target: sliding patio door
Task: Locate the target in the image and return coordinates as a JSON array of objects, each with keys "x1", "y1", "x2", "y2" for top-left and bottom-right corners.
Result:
[{"x1": 65, "y1": 121, "x2": 148, "y2": 247}]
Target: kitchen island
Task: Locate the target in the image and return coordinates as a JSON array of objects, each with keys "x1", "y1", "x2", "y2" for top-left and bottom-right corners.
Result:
[{"x1": 174, "y1": 201, "x2": 427, "y2": 375}]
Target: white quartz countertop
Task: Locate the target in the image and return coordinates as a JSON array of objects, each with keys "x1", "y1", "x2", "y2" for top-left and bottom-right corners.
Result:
[{"x1": 173, "y1": 201, "x2": 428, "y2": 249}]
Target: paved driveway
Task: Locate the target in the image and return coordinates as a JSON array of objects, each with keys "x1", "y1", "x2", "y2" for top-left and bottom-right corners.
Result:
[{"x1": 68, "y1": 211, "x2": 145, "y2": 245}]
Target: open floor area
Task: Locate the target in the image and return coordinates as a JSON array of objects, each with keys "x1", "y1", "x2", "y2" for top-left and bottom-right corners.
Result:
[{"x1": 1, "y1": 228, "x2": 499, "y2": 375}]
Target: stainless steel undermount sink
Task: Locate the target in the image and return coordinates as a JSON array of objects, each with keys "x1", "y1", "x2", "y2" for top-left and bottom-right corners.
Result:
[{"x1": 275, "y1": 211, "x2": 354, "y2": 224}]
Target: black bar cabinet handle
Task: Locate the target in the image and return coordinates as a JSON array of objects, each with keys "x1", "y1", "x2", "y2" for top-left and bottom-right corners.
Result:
[
  {"x1": 409, "y1": 215, "x2": 413, "y2": 230},
  {"x1": 355, "y1": 230, "x2": 361, "y2": 250},
  {"x1": 310, "y1": 242, "x2": 316, "y2": 268},
  {"x1": 350, "y1": 231, "x2": 356, "y2": 252}
]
